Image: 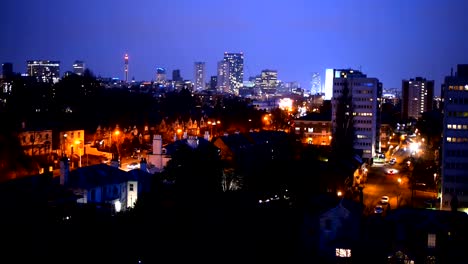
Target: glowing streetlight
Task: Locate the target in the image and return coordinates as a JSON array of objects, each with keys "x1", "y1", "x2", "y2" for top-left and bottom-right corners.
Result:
[{"x1": 75, "y1": 140, "x2": 82, "y2": 167}]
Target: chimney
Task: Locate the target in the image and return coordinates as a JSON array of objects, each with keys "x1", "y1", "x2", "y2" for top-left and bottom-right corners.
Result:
[{"x1": 60, "y1": 156, "x2": 70, "y2": 185}]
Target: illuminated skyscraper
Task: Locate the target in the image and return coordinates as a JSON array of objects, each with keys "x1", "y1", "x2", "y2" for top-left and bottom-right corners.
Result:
[
  {"x1": 401, "y1": 77, "x2": 434, "y2": 120},
  {"x1": 194, "y1": 62, "x2": 206, "y2": 90},
  {"x1": 156, "y1": 67, "x2": 166, "y2": 84},
  {"x1": 260, "y1": 69, "x2": 278, "y2": 89},
  {"x1": 223, "y1": 52, "x2": 244, "y2": 94},
  {"x1": 124, "y1": 54, "x2": 129, "y2": 83},
  {"x1": 27, "y1": 60, "x2": 60, "y2": 83},
  {"x1": 73, "y1": 60, "x2": 85, "y2": 76},
  {"x1": 217, "y1": 60, "x2": 230, "y2": 93},
  {"x1": 311, "y1": 72, "x2": 321, "y2": 95}
]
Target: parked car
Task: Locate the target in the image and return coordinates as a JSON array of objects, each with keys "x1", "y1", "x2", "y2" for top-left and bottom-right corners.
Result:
[
  {"x1": 374, "y1": 204, "x2": 384, "y2": 214},
  {"x1": 380, "y1": 195, "x2": 389, "y2": 205}
]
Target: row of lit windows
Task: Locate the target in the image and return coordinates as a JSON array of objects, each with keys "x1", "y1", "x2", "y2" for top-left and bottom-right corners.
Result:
[
  {"x1": 333, "y1": 82, "x2": 375, "y2": 87},
  {"x1": 357, "y1": 134, "x2": 369, "y2": 139},
  {"x1": 447, "y1": 124, "x2": 468, "y2": 130},
  {"x1": 446, "y1": 97, "x2": 468, "y2": 104},
  {"x1": 446, "y1": 111, "x2": 468, "y2": 117},
  {"x1": 445, "y1": 149, "x2": 468, "y2": 157},
  {"x1": 446, "y1": 137, "x2": 468, "y2": 143},
  {"x1": 447, "y1": 85, "x2": 468, "y2": 91},
  {"x1": 354, "y1": 112, "x2": 373, "y2": 116},
  {"x1": 22, "y1": 133, "x2": 50, "y2": 143}
]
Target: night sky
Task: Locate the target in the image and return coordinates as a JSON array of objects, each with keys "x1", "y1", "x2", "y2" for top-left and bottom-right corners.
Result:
[{"x1": 2, "y1": 0, "x2": 468, "y2": 95}]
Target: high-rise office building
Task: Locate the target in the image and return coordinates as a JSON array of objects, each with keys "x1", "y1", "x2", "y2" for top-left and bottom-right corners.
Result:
[
  {"x1": 73, "y1": 60, "x2": 85, "y2": 76},
  {"x1": 260, "y1": 69, "x2": 278, "y2": 90},
  {"x1": 402, "y1": 77, "x2": 434, "y2": 120},
  {"x1": 223, "y1": 52, "x2": 244, "y2": 94},
  {"x1": 440, "y1": 64, "x2": 468, "y2": 210},
  {"x1": 194, "y1": 62, "x2": 206, "y2": 91},
  {"x1": 27, "y1": 60, "x2": 60, "y2": 83},
  {"x1": 311, "y1": 72, "x2": 321, "y2": 95},
  {"x1": 331, "y1": 69, "x2": 382, "y2": 161},
  {"x1": 1, "y1": 62, "x2": 13, "y2": 80},
  {"x1": 210, "y1": 76, "x2": 217, "y2": 90},
  {"x1": 217, "y1": 60, "x2": 230, "y2": 93},
  {"x1": 172, "y1": 69, "x2": 183, "y2": 82},
  {"x1": 156, "y1": 67, "x2": 166, "y2": 84}
]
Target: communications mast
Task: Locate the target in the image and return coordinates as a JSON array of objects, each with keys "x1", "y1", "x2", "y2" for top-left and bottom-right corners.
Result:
[{"x1": 124, "y1": 53, "x2": 129, "y2": 83}]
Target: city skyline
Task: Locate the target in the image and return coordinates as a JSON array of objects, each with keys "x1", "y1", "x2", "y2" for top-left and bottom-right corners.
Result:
[{"x1": 2, "y1": 0, "x2": 468, "y2": 95}]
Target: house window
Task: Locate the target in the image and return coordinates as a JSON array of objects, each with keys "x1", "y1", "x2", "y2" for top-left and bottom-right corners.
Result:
[
  {"x1": 129, "y1": 183, "x2": 134, "y2": 192},
  {"x1": 428, "y1": 233, "x2": 436, "y2": 248},
  {"x1": 335, "y1": 248, "x2": 351, "y2": 258}
]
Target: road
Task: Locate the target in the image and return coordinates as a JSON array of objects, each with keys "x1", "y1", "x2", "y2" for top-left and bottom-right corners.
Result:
[{"x1": 362, "y1": 149, "x2": 437, "y2": 215}]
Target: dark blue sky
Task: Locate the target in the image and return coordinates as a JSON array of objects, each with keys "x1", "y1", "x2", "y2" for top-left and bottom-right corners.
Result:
[{"x1": 2, "y1": 0, "x2": 468, "y2": 96}]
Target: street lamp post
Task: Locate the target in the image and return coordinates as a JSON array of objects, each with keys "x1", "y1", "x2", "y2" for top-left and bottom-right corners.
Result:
[{"x1": 75, "y1": 140, "x2": 82, "y2": 167}]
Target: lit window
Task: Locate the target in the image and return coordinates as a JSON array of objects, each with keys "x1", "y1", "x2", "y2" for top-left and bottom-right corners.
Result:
[
  {"x1": 428, "y1": 233, "x2": 436, "y2": 248},
  {"x1": 335, "y1": 248, "x2": 351, "y2": 257}
]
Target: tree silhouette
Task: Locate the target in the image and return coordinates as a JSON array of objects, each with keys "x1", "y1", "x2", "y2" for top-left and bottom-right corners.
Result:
[{"x1": 329, "y1": 79, "x2": 356, "y2": 190}]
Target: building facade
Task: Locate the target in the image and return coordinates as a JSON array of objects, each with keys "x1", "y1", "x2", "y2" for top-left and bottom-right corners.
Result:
[
  {"x1": 402, "y1": 77, "x2": 434, "y2": 120},
  {"x1": 73, "y1": 60, "x2": 85, "y2": 76},
  {"x1": 440, "y1": 64, "x2": 468, "y2": 210},
  {"x1": 223, "y1": 52, "x2": 244, "y2": 95},
  {"x1": 194, "y1": 62, "x2": 206, "y2": 91},
  {"x1": 331, "y1": 69, "x2": 382, "y2": 161},
  {"x1": 27, "y1": 60, "x2": 60, "y2": 83}
]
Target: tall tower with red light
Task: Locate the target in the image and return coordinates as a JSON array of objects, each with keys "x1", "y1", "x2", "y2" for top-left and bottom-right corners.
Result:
[{"x1": 124, "y1": 53, "x2": 129, "y2": 83}]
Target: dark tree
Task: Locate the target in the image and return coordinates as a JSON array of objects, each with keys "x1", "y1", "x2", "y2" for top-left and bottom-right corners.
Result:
[{"x1": 329, "y1": 79, "x2": 356, "y2": 190}]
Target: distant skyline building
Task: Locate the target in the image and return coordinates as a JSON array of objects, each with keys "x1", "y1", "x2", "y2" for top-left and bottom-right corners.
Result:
[
  {"x1": 216, "y1": 60, "x2": 230, "y2": 93},
  {"x1": 401, "y1": 77, "x2": 434, "y2": 120},
  {"x1": 72, "y1": 60, "x2": 85, "y2": 76},
  {"x1": 209, "y1": 76, "x2": 217, "y2": 90},
  {"x1": 156, "y1": 67, "x2": 166, "y2": 84},
  {"x1": 124, "y1": 54, "x2": 129, "y2": 83},
  {"x1": 311, "y1": 72, "x2": 321, "y2": 95},
  {"x1": 440, "y1": 64, "x2": 468, "y2": 211},
  {"x1": 194, "y1": 62, "x2": 206, "y2": 91},
  {"x1": 223, "y1": 52, "x2": 244, "y2": 94},
  {"x1": 1, "y1": 62, "x2": 13, "y2": 79},
  {"x1": 324, "y1": 68, "x2": 334, "y2": 100},
  {"x1": 260, "y1": 69, "x2": 278, "y2": 90},
  {"x1": 26, "y1": 60, "x2": 60, "y2": 83},
  {"x1": 331, "y1": 69, "x2": 382, "y2": 161},
  {"x1": 172, "y1": 69, "x2": 183, "y2": 82}
]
